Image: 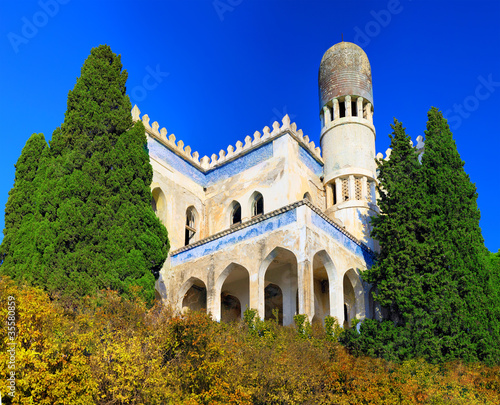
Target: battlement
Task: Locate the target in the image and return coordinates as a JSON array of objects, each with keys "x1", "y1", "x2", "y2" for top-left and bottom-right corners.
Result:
[
  {"x1": 131, "y1": 105, "x2": 323, "y2": 172},
  {"x1": 375, "y1": 135, "x2": 425, "y2": 161}
]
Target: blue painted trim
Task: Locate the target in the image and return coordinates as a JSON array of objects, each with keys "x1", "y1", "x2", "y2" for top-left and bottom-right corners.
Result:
[
  {"x1": 171, "y1": 204, "x2": 374, "y2": 267},
  {"x1": 205, "y1": 143, "x2": 273, "y2": 186},
  {"x1": 298, "y1": 145, "x2": 323, "y2": 177},
  {"x1": 171, "y1": 209, "x2": 297, "y2": 266},
  {"x1": 148, "y1": 137, "x2": 206, "y2": 184},
  {"x1": 311, "y1": 211, "x2": 374, "y2": 267},
  {"x1": 148, "y1": 137, "x2": 273, "y2": 187}
]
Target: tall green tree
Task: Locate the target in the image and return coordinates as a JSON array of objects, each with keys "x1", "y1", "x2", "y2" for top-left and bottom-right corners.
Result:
[
  {"x1": 0, "y1": 133, "x2": 47, "y2": 266},
  {"x1": 1, "y1": 45, "x2": 169, "y2": 303},
  {"x1": 343, "y1": 108, "x2": 499, "y2": 364},
  {"x1": 419, "y1": 107, "x2": 496, "y2": 363}
]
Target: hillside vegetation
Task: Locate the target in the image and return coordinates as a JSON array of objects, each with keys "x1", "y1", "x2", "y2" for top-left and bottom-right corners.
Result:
[{"x1": 1, "y1": 277, "x2": 499, "y2": 405}]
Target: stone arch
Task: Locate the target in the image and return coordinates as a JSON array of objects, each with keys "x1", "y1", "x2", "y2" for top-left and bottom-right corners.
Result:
[
  {"x1": 179, "y1": 277, "x2": 207, "y2": 313},
  {"x1": 151, "y1": 187, "x2": 167, "y2": 226},
  {"x1": 303, "y1": 192, "x2": 312, "y2": 202},
  {"x1": 258, "y1": 246, "x2": 298, "y2": 326},
  {"x1": 228, "y1": 200, "x2": 242, "y2": 227},
  {"x1": 249, "y1": 191, "x2": 264, "y2": 217},
  {"x1": 312, "y1": 250, "x2": 337, "y2": 323},
  {"x1": 214, "y1": 263, "x2": 249, "y2": 322},
  {"x1": 342, "y1": 268, "x2": 365, "y2": 327}
]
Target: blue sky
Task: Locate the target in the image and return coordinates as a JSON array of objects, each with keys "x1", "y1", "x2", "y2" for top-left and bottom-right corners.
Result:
[{"x1": 1, "y1": 0, "x2": 499, "y2": 252}]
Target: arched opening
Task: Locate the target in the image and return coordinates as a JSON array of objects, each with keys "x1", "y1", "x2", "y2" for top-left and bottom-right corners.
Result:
[
  {"x1": 216, "y1": 263, "x2": 249, "y2": 323},
  {"x1": 343, "y1": 269, "x2": 362, "y2": 328},
  {"x1": 151, "y1": 187, "x2": 167, "y2": 225},
  {"x1": 312, "y1": 250, "x2": 335, "y2": 324},
  {"x1": 251, "y1": 192, "x2": 264, "y2": 217},
  {"x1": 303, "y1": 192, "x2": 312, "y2": 202},
  {"x1": 230, "y1": 201, "x2": 242, "y2": 226},
  {"x1": 221, "y1": 293, "x2": 241, "y2": 323},
  {"x1": 261, "y1": 247, "x2": 298, "y2": 326},
  {"x1": 181, "y1": 278, "x2": 207, "y2": 313},
  {"x1": 185, "y1": 206, "x2": 197, "y2": 246},
  {"x1": 265, "y1": 284, "x2": 283, "y2": 324}
]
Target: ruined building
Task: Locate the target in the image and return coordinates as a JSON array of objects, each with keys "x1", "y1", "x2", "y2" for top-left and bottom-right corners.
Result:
[{"x1": 134, "y1": 42, "x2": 420, "y2": 326}]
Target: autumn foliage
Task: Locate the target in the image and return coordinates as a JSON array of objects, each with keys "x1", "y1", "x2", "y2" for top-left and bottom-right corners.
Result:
[{"x1": 1, "y1": 278, "x2": 499, "y2": 404}]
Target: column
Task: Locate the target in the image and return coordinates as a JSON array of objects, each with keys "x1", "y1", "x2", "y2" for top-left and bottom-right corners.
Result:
[
  {"x1": 357, "y1": 97, "x2": 363, "y2": 118},
  {"x1": 366, "y1": 102, "x2": 373, "y2": 123},
  {"x1": 361, "y1": 177, "x2": 368, "y2": 202},
  {"x1": 348, "y1": 175, "x2": 355, "y2": 201},
  {"x1": 335, "y1": 178, "x2": 342, "y2": 205},
  {"x1": 326, "y1": 182, "x2": 333, "y2": 207},
  {"x1": 333, "y1": 98, "x2": 339, "y2": 121},
  {"x1": 298, "y1": 259, "x2": 314, "y2": 320},
  {"x1": 345, "y1": 95, "x2": 352, "y2": 117},
  {"x1": 323, "y1": 105, "x2": 331, "y2": 125}
]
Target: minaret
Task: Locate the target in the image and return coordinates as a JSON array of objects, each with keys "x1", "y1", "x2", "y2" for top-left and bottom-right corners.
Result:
[{"x1": 318, "y1": 42, "x2": 378, "y2": 249}]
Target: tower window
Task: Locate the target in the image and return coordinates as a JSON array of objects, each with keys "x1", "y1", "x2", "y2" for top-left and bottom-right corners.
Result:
[
  {"x1": 303, "y1": 192, "x2": 312, "y2": 202},
  {"x1": 329, "y1": 105, "x2": 334, "y2": 121},
  {"x1": 355, "y1": 177, "x2": 362, "y2": 200},
  {"x1": 231, "y1": 202, "x2": 241, "y2": 225},
  {"x1": 339, "y1": 101, "x2": 346, "y2": 118},
  {"x1": 367, "y1": 181, "x2": 373, "y2": 202},
  {"x1": 351, "y1": 100, "x2": 358, "y2": 117},
  {"x1": 342, "y1": 179, "x2": 349, "y2": 202},
  {"x1": 332, "y1": 183, "x2": 337, "y2": 205},
  {"x1": 185, "y1": 207, "x2": 196, "y2": 246},
  {"x1": 252, "y1": 193, "x2": 264, "y2": 217}
]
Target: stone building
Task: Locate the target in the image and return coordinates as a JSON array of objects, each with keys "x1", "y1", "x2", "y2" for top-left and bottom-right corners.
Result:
[{"x1": 134, "y1": 42, "x2": 411, "y2": 326}]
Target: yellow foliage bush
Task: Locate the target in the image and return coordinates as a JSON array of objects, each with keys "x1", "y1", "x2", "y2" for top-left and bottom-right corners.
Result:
[{"x1": 0, "y1": 277, "x2": 499, "y2": 404}]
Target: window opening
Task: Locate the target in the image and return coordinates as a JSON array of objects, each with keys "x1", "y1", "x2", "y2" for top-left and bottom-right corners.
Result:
[
  {"x1": 355, "y1": 177, "x2": 362, "y2": 200},
  {"x1": 252, "y1": 194, "x2": 264, "y2": 217},
  {"x1": 185, "y1": 208, "x2": 196, "y2": 246},
  {"x1": 231, "y1": 203, "x2": 241, "y2": 225},
  {"x1": 339, "y1": 101, "x2": 346, "y2": 118},
  {"x1": 342, "y1": 179, "x2": 349, "y2": 202},
  {"x1": 351, "y1": 100, "x2": 358, "y2": 117}
]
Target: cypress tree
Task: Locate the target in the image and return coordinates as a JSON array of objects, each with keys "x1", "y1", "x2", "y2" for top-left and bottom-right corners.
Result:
[
  {"x1": 419, "y1": 107, "x2": 496, "y2": 362},
  {"x1": 2, "y1": 45, "x2": 169, "y2": 303},
  {"x1": 344, "y1": 109, "x2": 499, "y2": 364},
  {"x1": 345, "y1": 119, "x2": 429, "y2": 361},
  {"x1": 364, "y1": 119, "x2": 425, "y2": 319},
  {"x1": 0, "y1": 133, "x2": 47, "y2": 268}
]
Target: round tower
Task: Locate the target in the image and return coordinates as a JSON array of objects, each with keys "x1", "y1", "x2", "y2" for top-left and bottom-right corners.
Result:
[{"x1": 318, "y1": 41, "x2": 378, "y2": 248}]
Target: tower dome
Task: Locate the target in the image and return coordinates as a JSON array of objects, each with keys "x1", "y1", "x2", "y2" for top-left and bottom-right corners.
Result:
[{"x1": 318, "y1": 42, "x2": 373, "y2": 110}]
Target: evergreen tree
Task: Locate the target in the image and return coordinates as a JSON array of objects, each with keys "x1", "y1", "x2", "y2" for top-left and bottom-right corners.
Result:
[
  {"x1": 419, "y1": 107, "x2": 496, "y2": 363},
  {"x1": 363, "y1": 119, "x2": 425, "y2": 320},
  {"x1": 0, "y1": 133, "x2": 47, "y2": 266},
  {"x1": 343, "y1": 109, "x2": 499, "y2": 364},
  {"x1": 2, "y1": 45, "x2": 169, "y2": 303}
]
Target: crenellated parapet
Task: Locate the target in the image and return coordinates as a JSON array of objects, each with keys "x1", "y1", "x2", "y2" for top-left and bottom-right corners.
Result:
[
  {"x1": 375, "y1": 135, "x2": 425, "y2": 161},
  {"x1": 131, "y1": 105, "x2": 323, "y2": 172}
]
